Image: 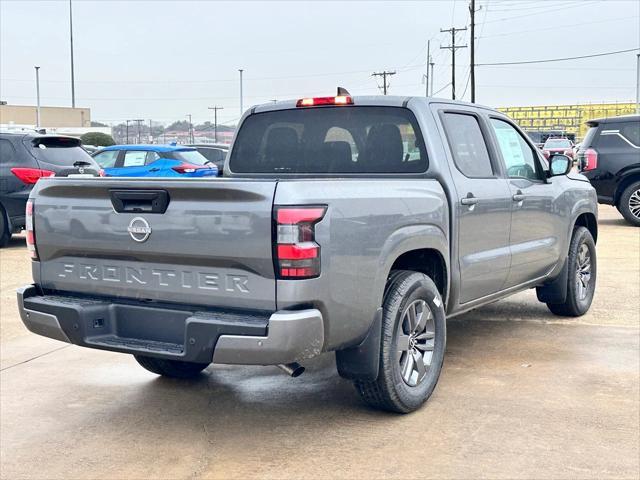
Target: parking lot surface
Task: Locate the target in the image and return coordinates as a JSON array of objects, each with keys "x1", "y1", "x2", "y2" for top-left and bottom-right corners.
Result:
[{"x1": 1, "y1": 205, "x2": 638, "y2": 479}]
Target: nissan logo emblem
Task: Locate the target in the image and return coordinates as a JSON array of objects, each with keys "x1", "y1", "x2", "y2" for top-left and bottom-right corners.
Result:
[{"x1": 127, "y1": 217, "x2": 152, "y2": 242}]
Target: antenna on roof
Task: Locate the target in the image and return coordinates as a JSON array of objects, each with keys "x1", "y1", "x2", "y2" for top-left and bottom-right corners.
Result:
[{"x1": 337, "y1": 87, "x2": 351, "y2": 96}]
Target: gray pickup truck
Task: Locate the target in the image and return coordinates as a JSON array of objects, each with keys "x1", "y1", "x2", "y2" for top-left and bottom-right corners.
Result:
[{"x1": 17, "y1": 95, "x2": 598, "y2": 413}]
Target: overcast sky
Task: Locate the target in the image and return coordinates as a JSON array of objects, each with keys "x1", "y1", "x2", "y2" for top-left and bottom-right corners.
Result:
[{"x1": 1, "y1": 0, "x2": 638, "y2": 126}]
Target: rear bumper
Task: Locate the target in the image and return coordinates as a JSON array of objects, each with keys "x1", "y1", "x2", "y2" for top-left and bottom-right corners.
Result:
[{"x1": 17, "y1": 285, "x2": 324, "y2": 365}]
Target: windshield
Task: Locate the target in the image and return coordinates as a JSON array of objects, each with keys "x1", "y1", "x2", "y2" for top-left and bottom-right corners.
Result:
[
  {"x1": 229, "y1": 106, "x2": 427, "y2": 174},
  {"x1": 28, "y1": 137, "x2": 95, "y2": 166},
  {"x1": 544, "y1": 139, "x2": 571, "y2": 149},
  {"x1": 168, "y1": 150, "x2": 210, "y2": 166}
]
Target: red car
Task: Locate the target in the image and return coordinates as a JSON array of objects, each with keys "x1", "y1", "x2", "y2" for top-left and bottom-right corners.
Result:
[{"x1": 542, "y1": 138, "x2": 574, "y2": 160}]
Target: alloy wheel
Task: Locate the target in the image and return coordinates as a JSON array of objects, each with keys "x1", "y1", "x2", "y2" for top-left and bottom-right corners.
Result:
[
  {"x1": 629, "y1": 189, "x2": 640, "y2": 220},
  {"x1": 396, "y1": 299, "x2": 436, "y2": 387},
  {"x1": 576, "y1": 243, "x2": 592, "y2": 300}
]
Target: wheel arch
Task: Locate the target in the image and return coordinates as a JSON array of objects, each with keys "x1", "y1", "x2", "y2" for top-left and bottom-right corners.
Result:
[
  {"x1": 573, "y1": 211, "x2": 598, "y2": 244},
  {"x1": 614, "y1": 172, "x2": 640, "y2": 206}
]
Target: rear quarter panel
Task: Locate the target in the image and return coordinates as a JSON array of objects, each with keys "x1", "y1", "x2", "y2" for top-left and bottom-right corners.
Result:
[{"x1": 274, "y1": 179, "x2": 449, "y2": 351}]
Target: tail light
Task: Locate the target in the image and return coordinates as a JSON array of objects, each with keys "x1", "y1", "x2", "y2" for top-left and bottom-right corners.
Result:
[
  {"x1": 296, "y1": 96, "x2": 353, "y2": 107},
  {"x1": 98, "y1": 169, "x2": 106, "y2": 177},
  {"x1": 581, "y1": 148, "x2": 598, "y2": 171},
  {"x1": 172, "y1": 163, "x2": 206, "y2": 174},
  {"x1": 11, "y1": 168, "x2": 55, "y2": 185},
  {"x1": 274, "y1": 206, "x2": 326, "y2": 279},
  {"x1": 25, "y1": 200, "x2": 37, "y2": 260}
]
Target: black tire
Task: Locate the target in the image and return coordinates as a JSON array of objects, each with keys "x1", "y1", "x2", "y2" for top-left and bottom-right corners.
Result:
[
  {"x1": 0, "y1": 208, "x2": 10, "y2": 248},
  {"x1": 617, "y1": 181, "x2": 640, "y2": 227},
  {"x1": 134, "y1": 355, "x2": 209, "y2": 379},
  {"x1": 547, "y1": 226, "x2": 596, "y2": 317},
  {"x1": 354, "y1": 270, "x2": 446, "y2": 413}
]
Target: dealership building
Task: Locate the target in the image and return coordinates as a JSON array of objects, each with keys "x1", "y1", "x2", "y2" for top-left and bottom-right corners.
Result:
[{"x1": 498, "y1": 101, "x2": 636, "y2": 139}]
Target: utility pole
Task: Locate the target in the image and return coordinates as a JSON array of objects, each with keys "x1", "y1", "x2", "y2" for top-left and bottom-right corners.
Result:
[
  {"x1": 371, "y1": 70, "x2": 396, "y2": 95},
  {"x1": 125, "y1": 120, "x2": 130, "y2": 144},
  {"x1": 238, "y1": 69, "x2": 244, "y2": 115},
  {"x1": 186, "y1": 114, "x2": 193, "y2": 144},
  {"x1": 34, "y1": 66, "x2": 41, "y2": 128},
  {"x1": 469, "y1": 0, "x2": 481, "y2": 103},
  {"x1": 429, "y1": 56, "x2": 435, "y2": 98},
  {"x1": 208, "y1": 106, "x2": 224, "y2": 143},
  {"x1": 149, "y1": 119, "x2": 153, "y2": 143},
  {"x1": 440, "y1": 26, "x2": 467, "y2": 100},
  {"x1": 133, "y1": 119, "x2": 144, "y2": 144},
  {"x1": 69, "y1": 0, "x2": 76, "y2": 108},
  {"x1": 423, "y1": 40, "x2": 431, "y2": 96}
]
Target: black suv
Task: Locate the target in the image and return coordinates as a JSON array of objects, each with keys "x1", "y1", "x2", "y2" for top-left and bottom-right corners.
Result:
[
  {"x1": 0, "y1": 132, "x2": 101, "y2": 246},
  {"x1": 186, "y1": 143, "x2": 229, "y2": 174},
  {"x1": 577, "y1": 115, "x2": 640, "y2": 226}
]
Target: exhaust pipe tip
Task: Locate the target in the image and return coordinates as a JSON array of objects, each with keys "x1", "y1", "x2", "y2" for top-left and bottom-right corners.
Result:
[{"x1": 277, "y1": 362, "x2": 305, "y2": 377}]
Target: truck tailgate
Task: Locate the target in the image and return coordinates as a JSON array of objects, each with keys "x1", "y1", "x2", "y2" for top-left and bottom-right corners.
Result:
[{"x1": 32, "y1": 178, "x2": 277, "y2": 311}]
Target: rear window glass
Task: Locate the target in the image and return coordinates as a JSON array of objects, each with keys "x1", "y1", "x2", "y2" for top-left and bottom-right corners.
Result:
[
  {"x1": 28, "y1": 137, "x2": 94, "y2": 166},
  {"x1": 581, "y1": 126, "x2": 599, "y2": 148},
  {"x1": 168, "y1": 150, "x2": 210, "y2": 166},
  {"x1": 544, "y1": 139, "x2": 571, "y2": 148},
  {"x1": 229, "y1": 106, "x2": 427, "y2": 174},
  {"x1": 442, "y1": 113, "x2": 493, "y2": 178}
]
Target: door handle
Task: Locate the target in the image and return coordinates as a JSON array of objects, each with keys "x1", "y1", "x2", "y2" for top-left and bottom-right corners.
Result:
[
  {"x1": 460, "y1": 196, "x2": 478, "y2": 206},
  {"x1": 512, "y1": 192, "x2": 525, "y2": 202},
  {"x1": 148, "y1": 168, "x2": 160, "y2": 172}
]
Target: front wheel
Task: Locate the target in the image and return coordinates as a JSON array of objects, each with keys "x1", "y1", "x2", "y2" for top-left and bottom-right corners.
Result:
[
  {"x1": 618, "y1": 181, "x2": 640, "y2": 227},
  {"x1": 354, "y1": 271, "x2": 446, "y2": 413},
  {"x1": 134, "y1": 355, "x2": 209, "y2": 379},
  {"x1": 547, "y1": 226, "x2": 596, "y2": 317}
]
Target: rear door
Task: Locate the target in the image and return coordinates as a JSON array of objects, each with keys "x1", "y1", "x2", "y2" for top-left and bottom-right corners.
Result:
[
  {"x1": 438, "y1": 107, "x2": 512, "y2": 304},
  {"x1": 32, "y1": 179, "x2": 278, "y2": 310},
  {"x1": 108, "y1": 150, "x2": 150, "y2": 177},
  {"x1": 487, "y1": 117, "x2": 564, "y2": 287}
]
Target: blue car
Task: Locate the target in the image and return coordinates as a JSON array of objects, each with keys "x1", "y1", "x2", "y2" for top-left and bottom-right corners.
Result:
[{"x1": 92, "y1": 145, "x2": 219, "y2": 178}]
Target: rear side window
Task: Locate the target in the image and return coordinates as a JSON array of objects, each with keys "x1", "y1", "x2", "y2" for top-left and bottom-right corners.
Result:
[
  {"x1": 0, "y1": 139, "x2": 17, "y2": 164},
  {"x1": 442, "y1": 113, "x2": 493, "y2": 178},
  {"x1": 597, "y1": 122, "x2": 640, "y2": 149},
  {"x1": 229, "y1": 106, "x2": 427, "y2": 174},
  {"x1": 123, "y1": 151, "x2": 147, "y2": 167},
  {"x1": 621, "y1": 123, "x2": 640, "y2": 146},
  {"x1": 168, "y1": 150, "x2": 210, "y2": 166},
  {"x1": 28, "y1": 137, "x2": 94, "y2": 166}
]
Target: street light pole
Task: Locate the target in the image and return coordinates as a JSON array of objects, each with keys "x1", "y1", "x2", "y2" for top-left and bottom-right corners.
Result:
[
  {"x1": 186, "y1": 114, "x2": 193, "y2": 144},
  {"x1": 69, "y1": 0, "x2": 76, "y2": 108},
  {"x1": 34, "y1": 66, "x2": 41, "y2": 128},
  {"x1": 238, "y1": 69, "x2": 244, "y2": 115}
]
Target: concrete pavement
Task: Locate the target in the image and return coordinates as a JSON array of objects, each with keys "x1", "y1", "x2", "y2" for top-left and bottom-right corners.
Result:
[{"x1": 1, "y1": 205, "x2": 638, "y2": 479}]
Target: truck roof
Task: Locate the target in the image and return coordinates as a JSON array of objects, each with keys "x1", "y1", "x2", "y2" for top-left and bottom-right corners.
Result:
[{"x1": 251, "y1": 95, "x2": 495, "y2": 114}]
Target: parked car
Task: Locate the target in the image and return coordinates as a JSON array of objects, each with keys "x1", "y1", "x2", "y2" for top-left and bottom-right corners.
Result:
[
  {"x1": 0, "y1": 132, "x2": 101, "y2": 246},
  {"x1": 577, "y1": 114, "x2": 640, "y2": 226},
  {"x1": 17, "y1": 95, "x2": 598, "y2": 413},
  {"x1": 186, "y1": 143, "x2": 229, "y2": 174},
  {"x1": 542, "y1": 137, "x2": 574, "y2": 160},
  {"x1": 92, "y1": 144, "x2": 218, "y2": 177}
]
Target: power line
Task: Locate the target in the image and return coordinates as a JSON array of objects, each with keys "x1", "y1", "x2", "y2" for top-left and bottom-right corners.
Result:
[
  {"x1": 371, "y1": 71, "x2": 396, "y2": 95},
  {"x1": 477, "y1": 47, "x2": 640, "y2": 66}
]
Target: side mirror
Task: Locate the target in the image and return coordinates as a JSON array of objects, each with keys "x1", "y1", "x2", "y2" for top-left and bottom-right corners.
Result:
[{"x1": 548, "y1": 154, "x2": 572, "y2": 177}]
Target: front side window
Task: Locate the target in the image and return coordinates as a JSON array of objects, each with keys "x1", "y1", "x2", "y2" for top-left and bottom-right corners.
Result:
[
  {"x1": 229, "y1": 106, "x2": 427, "y2": 174},
  {"x1": 93, "y1": 150, "x2": 118, "y2": 168},
  {"x1": 123, "y1": 151, "x2": 147, "y2": 167},
  {"x1": 442, "y1": 113, "x2": 493, "y2": 178},
  {"x1": 490, "y1": 119, "x2": 542, "y2": 181}
]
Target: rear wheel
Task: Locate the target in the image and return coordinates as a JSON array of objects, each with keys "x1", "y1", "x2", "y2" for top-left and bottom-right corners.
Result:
[
  {"x1": 354, "y1": 271, "x2": 446, "y2": 413},
  {"x1": 618, "y1": 181, "x2": 640, "y2": 227},
  {"x1": 134, "y1": 355, "x2": 209, "y2": 379},
  {"x1": 547, "y1": 226, "x2": 596, "y2": 317},
  {"x1": 0, "y1": 208, "x2": 10, "y2": 248}
]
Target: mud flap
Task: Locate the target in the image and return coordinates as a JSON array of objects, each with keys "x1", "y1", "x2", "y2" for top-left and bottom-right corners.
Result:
[
  {"x1": 335, "y1": 308, "x2": 382, "y2": 381},
  {"x1": 536, "y1": 258, "x2": 568, "y2": 304}
]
